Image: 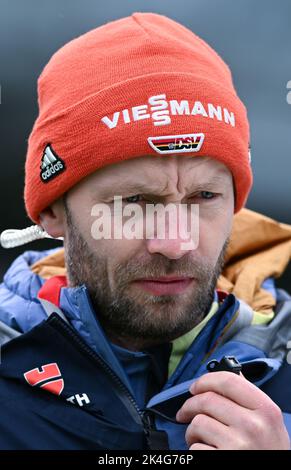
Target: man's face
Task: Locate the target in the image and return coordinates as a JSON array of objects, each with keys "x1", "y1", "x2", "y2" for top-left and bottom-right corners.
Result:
[{"x1": 63, "y1": 155, "x2": 234, "y2": 350}]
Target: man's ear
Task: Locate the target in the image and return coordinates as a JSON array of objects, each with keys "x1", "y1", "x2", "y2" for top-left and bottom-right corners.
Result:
[{"x1": 39, "y1": 197, "x2": 66, "y2": 238}]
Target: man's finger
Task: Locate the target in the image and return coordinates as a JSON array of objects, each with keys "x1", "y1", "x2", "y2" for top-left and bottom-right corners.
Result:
[
  {"x1": 189, "y1": 371, "x2": 273, "y2": 410},
  {"x1": 176, "y1": 390, "x2": 251, "y2": 425},
  {"x1": 185, "y1": 413, "x2": 230, "y2": 448}
]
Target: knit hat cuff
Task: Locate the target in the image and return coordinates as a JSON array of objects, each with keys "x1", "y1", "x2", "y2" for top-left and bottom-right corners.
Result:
[{"x1": 25, "y1": 72, "x2": 252, "y2": 222}]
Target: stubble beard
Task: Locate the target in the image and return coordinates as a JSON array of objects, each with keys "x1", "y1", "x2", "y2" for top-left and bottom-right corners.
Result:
[{"x1": 65, "y1": 202, "x2": 228, "y2": 350}]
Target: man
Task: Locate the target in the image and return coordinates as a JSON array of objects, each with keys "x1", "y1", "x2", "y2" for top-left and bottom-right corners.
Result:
[{"x1": 0, "y1": 12, "x2": 290, "y2": 450}]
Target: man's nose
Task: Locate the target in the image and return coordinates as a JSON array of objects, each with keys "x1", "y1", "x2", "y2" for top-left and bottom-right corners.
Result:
[
  {"x1": 146, "y1": 214, "x2": 196, "y2": 259},
  {"x1": 146, "y1": 236, "x2": 194, "y2": 260}
]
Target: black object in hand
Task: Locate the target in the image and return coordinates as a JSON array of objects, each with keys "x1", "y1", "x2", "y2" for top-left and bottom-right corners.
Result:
[{"x1": 207, "y1": 356, "x2": 242, "y2": 375}]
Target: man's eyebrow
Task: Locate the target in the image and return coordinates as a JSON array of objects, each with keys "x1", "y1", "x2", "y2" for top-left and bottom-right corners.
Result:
[
  {"x1": 96, "y1": 181, "x2": 162, "y2": 197},
  {"x1": 96, "y1": 172, "x2": 230, "y2": 198},
  {"x1": 187, "y1": 174, "x2": 231, "y2": 191}
]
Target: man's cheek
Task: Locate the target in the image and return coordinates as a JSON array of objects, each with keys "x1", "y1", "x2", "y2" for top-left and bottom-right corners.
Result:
[
  {"x1": 197, "y1": 225, "x2": 226, "y2": 261},
  {"x1": 104, "y1": 239, "x2": 144, "y2": 284},
  {"x1": 107, "y1": 238, "x2": 143, "y2": 261}
]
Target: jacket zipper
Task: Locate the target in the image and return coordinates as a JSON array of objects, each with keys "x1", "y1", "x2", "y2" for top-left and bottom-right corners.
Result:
[{"x1": 47, "y1": 313, "x2": 154, "y2": 441}]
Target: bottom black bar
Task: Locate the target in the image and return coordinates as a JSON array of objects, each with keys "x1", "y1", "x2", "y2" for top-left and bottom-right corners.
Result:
[{"x1": 0, "y1": 450, "x2": 289, "y2": 466}]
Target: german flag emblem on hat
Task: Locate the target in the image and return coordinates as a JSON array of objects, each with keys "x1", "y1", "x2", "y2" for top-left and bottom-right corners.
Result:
[{"x1": 148, "y1": 133, "x2": 205, "y2": 154}]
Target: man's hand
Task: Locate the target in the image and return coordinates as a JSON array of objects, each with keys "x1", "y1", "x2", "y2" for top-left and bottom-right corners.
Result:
[{"x1": 176, "y1": 371, "x2": 290, "y2": 450}]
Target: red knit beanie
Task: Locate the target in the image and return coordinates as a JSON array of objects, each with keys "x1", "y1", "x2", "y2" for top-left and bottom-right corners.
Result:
[{"x1": 24, "y1": 12, "x2": 252, "y2": 223}]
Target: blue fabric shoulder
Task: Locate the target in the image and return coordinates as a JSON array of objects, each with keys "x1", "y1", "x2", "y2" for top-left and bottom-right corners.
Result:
[{"x1": 0, "y1": 249, "x2": 60, "y2": 332}]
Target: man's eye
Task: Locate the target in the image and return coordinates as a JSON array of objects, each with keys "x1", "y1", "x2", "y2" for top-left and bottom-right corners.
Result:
[
  {"x1": 200, "y1": 191, "x2": 216, "y2": 199},
  {"x1": 124, "y1": 195, "x2": 142, "y2": 203}
]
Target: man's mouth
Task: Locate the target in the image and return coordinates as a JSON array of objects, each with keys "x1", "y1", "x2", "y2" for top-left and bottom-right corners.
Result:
[{"x1": 132, "y1": 276, "x2": 195, "y2": 295}]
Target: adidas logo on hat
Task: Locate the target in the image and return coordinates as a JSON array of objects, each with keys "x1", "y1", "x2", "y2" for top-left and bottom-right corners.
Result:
[{"x1": 40, "y1": 144, "x2": 65, "y2": 182}]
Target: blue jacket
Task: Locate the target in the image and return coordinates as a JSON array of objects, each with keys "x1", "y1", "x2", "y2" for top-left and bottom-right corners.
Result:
[{"x1": 0, "y1": 249, "x2": 290, "y2": 449}]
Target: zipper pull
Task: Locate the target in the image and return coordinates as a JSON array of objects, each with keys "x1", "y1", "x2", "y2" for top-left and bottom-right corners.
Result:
[
  {"x1": 142, "y1": 410, "x2": 169, "y2": 450},
  {"x1": 207, "y1": 355, "x2": 242, "y2": 375}
]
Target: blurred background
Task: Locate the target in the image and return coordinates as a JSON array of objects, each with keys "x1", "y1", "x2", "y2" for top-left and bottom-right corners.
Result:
[{"x1": 0, "y1": 0, "x2": 290, "y2": 287}]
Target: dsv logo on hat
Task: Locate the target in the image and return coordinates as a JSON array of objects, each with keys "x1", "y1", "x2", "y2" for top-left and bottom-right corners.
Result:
[
  {"x1": 40, "y1": 144, "x2": 65, "y2": 183},
  {"x1": 148, "y1": 133, "x2": 204, "y2": 154}
]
